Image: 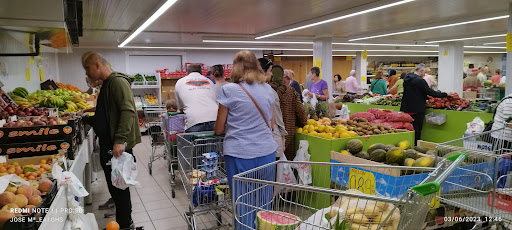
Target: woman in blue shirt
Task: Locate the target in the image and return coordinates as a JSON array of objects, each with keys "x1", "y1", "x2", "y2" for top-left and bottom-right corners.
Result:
[{"x1": 214, "y1": 50, "x2": 277, "y2": 230}]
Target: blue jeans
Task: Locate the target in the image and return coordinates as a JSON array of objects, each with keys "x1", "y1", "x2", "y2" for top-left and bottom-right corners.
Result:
[
  {"x1": 185, "y1": 121, "x2": 215, "y2": 133},
  {"x1": 226, "y1": 153, "x2": 276, "y2": 230}
]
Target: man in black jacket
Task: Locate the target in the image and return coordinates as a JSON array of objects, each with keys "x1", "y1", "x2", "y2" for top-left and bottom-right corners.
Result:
[{"x1": 400, "y1": 63, "x2": 449, "y2": 143}]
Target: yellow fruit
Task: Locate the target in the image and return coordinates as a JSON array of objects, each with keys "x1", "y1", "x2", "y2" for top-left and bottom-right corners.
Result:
[
  {"x1": 328, "y1": 126, "x2": 336, "y2": 133},
  {"x1": 303, "y1": 125, "x2": 310, "y2": 131},
  {"x1": 297, "y1": 128, "x2": 303, "y2": 133},
  {"x1": 348, "y1": 131, "x2": 358, "y2": 137},
  {"x1": 308, "y1": 126, "x2": 315, "y2": 133},
  {"x1": 309, "y1": 131, "x2": 318, "y2": 136},
  {"x1": 333, "y1": 133, "x2": 340, "y2": 138},
  {"x1": 318, "y1": 125, "x2": 326, "y2": 133},
  {"x1": 307, "y1": 119, "x2": 315, "y2": 125},
  {"x1": 341, "y1": 133, "x2": 351, "y2": 139}
]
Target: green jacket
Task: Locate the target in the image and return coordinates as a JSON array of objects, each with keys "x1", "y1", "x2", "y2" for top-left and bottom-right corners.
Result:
[
  {"x1": 100, "y1": 72, "x2": 141, "y2": 149},
  {"x1": 370, "y1": 79, "x2": 387, "y2": 95}
]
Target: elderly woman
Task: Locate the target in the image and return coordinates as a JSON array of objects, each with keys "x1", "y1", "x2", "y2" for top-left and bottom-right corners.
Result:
[
  {"x1": 214, "y1": 51, "x2": 277, "y2": 229},
  {"x1": 284, "y1": 69, "x2": 303, "y2": 102}
]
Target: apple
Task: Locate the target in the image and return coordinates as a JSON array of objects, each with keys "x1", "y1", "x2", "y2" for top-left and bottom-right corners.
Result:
[
  {"x1": 48, "y1": 120, "x2": 57, "y2": 126},
  {"x1": 16, "y1": 111, "x2": 25, "y2": 116}
]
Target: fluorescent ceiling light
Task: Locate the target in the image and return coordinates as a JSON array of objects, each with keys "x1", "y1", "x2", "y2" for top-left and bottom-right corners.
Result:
[
  {"x1": 119, "y1": 0, "x2": 178, "y2": 47},
  {"x1": 256, "y1": 0, "x2": 415, "y2": 39},
  {"x1": 367, "y1": 55, "x2": 435, "y2": 57},
  {"x1": 203, "y1": 40, "x2": 312, "y2": 44},
  {"x1": 483, "y1": 41, "x2": 506, "y2": 45},
  {"x1": 334, "y1": 42, "x2": 438, "y2": 47},
  {"x1": 350, "y1": 15, "x2": 508, "y2": 41},
  {"x1": 426, "y1": 34, "x2": 507, "y2": 43},
  {"x1": 121, "y1": 46, "x2": 313, "y2": 51},
  {"x1": 463, "y1": 46, "x2": 505, "y2": 49},
  {"x1": 464, "y1": 51, "x2": 506, "y2": 54}
]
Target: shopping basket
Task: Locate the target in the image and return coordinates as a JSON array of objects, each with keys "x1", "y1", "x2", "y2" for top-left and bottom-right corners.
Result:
[
  {"x1": 163, "y1": 112, "x2": 184, "y2": 198},
  {"x1": 176, "y1": 132, "x2": 231, "y2": 230},
  {"x1": 144, "y1": 107, "x2": 166, "y2": 175},
  {"x1": 232, "y1": 153, "x2": 467, "y2": 230},
  {"x1": 434, "y1": 125, "x2": 512, "y2": 227}
]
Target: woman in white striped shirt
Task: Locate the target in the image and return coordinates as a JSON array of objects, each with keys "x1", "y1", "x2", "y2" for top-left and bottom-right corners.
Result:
[{"x1": 491, "y1": 95, "x2": 512, "y2": 148}]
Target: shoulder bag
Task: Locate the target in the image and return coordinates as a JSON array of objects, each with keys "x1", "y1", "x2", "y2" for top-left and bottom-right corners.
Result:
[
  {"x1": 483, "y1": 96, "x2": 512, "y2": 134},
  {"x1": 237, "y1": 83, "x2": 271, "y2": 129}
]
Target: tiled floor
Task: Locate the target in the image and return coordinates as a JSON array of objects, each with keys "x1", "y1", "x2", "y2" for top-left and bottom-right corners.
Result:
[{"x1": 85, "y1": 135, "x2": 232, "y2": 230}]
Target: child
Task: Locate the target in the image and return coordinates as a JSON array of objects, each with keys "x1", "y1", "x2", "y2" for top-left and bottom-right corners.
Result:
[
  {"x1": 162, "y1": 99, "x2": 184, "y2": 143},
  {"x1": 165, "y1": 99, "x2": 178, "y2": 113}
]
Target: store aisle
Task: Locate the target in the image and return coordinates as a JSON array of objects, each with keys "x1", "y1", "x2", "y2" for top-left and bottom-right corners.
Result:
[{"x1": 85, "y1": 135, "x2": 195, "y2": 230}]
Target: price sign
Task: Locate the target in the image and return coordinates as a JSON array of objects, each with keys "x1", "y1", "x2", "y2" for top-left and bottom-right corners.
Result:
[
  {"x1": 349, "y1": 168, "x2": 375, "y2": 195},
  {"x1": 430, "y1": 188, "x2": 441, "y2": 209},
  {"x1": 507, "y1": 33, "x2": 512, "y2": 52},
  {"x1": 346, "y1": 56, "x2": 352, "y2": 61},
  {"x1": 362, "y1": 50, "x2": 368, "y2": 59}
]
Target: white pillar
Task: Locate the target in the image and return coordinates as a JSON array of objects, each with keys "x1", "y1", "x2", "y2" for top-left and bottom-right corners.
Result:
[
  {"x1": 438, "y1": 42, "x2": 464, "y2": 95},
  {"x1": 355, "y1": 52, "x2": 367, "y2": 91},
  {"x1": 313, "y1": 37, "x2": 332, "y2": 100},
  {"x1": 506, "y1": 2, "x2": 512, "y2": 96}
]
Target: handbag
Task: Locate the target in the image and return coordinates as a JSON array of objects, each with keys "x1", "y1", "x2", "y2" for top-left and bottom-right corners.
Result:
[{"x1": 237, "y1": 83, "x2": 270, "y2": 129}]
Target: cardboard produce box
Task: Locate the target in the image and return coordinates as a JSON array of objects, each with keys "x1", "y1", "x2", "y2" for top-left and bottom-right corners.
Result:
[{"x1": 0, "y1": 140, "x2": 71, "y2": 159}]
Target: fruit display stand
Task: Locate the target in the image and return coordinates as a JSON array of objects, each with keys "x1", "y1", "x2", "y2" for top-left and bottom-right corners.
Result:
[
  {"x1": 37, "y1": 129, "x2": 94, "y2": 230},
  {"x1": 342, "y1": 103, "x2": 494, "y2": 144},
  {"x1": 295, "y1": 131, "x2": 414, "y2": 209}
]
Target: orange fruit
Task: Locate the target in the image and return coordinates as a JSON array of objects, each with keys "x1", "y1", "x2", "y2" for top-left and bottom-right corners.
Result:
[
  {"x1": 28, "y1": 176, "x2": 35, "y2": 180},
  {"x1": 106, "y1": 221, "x2": 120, "y2": 230}
]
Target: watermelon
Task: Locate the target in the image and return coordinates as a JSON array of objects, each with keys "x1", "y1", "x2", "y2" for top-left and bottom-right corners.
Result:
[
  {"x1": 257, "y1": 211, "x2": 301, "y2": 230},
  {"x1": 484, "y1": 80, "x2": 493, "y2": 87}
]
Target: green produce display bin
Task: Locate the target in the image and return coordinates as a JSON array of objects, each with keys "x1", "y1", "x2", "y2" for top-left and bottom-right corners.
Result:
[
  {"x1": 343, "y1": 103, "x2": 493, "y2": 144},
  {"x1": 295, "y1": 131, "x2": 415, "y2": 209}
]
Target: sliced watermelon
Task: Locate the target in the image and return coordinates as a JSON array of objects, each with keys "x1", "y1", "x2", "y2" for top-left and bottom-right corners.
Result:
[{"x1": 257, "y1": 211, "x2": 301, "y2": 230}]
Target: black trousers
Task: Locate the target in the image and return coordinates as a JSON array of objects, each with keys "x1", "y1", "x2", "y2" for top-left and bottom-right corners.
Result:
[
  {"x1": 410, "y1": 112, "x2": 425, "y2": 145},
  {"x1": 99, "y1": 144, "x2": 134, "y2": 228}
]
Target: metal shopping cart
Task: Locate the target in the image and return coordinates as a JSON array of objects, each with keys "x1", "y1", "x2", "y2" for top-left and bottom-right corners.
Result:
[
  {"x1": 433, "y1": 126, "x2": 512, "y2": 228},
  {"x1": 232, "y1": 153, "x2": 467, "y2": 230},
  {"x1": 163, "y1": 112, "x2": 185, "y2": 198},
  {"x1": 144, "y1": 107, "x2": 167, "y2": 175},
  {"x1": 176, "y1": 132, "x2": 231, "y2": 230}
]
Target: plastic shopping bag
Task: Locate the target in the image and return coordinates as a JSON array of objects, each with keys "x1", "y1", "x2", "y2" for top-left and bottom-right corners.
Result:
[
  {"x1": 276, "y1": 151, "x2": 297, "y2": 194},
  {"x1": 336, "y1": 104, "x2": 351, "y2": 119},
  {"x1": 303, "y1": 89, "x2": 318, "y2": 108},
  {"x1": 464, "y1": 117, "x2": 485, "y2": 137},
  {"x1": 111, "y1": 152, "x2": 141, "y2": 190},
  {"x1": 292, "y1": 140, "x2": 312, "y2": 185},
  {"x1": 53, "y1": 164, "x2": 89, "y2": 197}
]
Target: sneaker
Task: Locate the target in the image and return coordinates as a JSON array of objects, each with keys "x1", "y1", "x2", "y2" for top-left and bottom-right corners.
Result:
[
  {"x1": 104, "y1": 207, "x2": 116, "y2": 218},
  {"x1": 98, "y1": 198, "x2": 114, "y2": 210}
]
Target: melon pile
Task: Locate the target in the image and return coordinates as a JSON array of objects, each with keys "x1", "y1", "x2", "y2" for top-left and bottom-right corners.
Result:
[{"x1": 340, "y1": 140, "x2": 435, "y2": 168}]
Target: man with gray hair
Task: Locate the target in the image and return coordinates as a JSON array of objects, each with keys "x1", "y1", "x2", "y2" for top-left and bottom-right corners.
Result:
[
  {"x1": 345, "y1": 70, "x2": 361, "y2": 95},
  {"x1": 400, "y1": 63, "x2": 449, "y2": 143},
  {"x1": 478, "y1": 66, "x2": 489, "y2": 83}
]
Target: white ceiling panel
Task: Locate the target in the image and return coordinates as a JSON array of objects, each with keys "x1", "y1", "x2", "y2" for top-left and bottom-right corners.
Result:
[{"x1": 83, "y1": 0, "x2": 160, "y2": 30}]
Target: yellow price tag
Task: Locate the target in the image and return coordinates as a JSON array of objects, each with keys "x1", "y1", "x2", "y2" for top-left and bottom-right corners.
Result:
[
  {"x1": 39, "y1": 69, "x2": 45, "y2": 81},
  {"x1": 507, "y1": 33, "x2": 512, "y2": 52},
  {"x1": 443, "y1": 50, "x2": 449, "y2": 56},
  {"x1": 346, "y1": 56, "x2": 352, "y2": 61},
  {"x1": 349, "y1": 168, "x2": 375, "y2": 195},
  {"x1": 313, "y1": 58, "x2": 322, "y2": 68},
  {"x1": 25, "y1": 68, "x2": 31, "y2": 81},
  {"x1": 274, "y1": 56, "x2": 281, "y2": 62},
  {"x1": 430, "y1": 188, "x2": 441, "y2": 209},
  {"x1": 28, "y1": 57, "x2": 34, "y2": 65},
  {"x1": 362, "y1": 50, "x2": 368, "y2": 59}
]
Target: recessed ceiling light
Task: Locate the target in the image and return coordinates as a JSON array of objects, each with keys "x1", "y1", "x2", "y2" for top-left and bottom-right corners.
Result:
[
  {"x1": 483, "y1": 41, "x2": 506, "y2": 45},
  {"x1": 119, "y1": 0, "x2": 179, "y2": 47},
  {"x1": 350, "y1": 15, "x2": 508, "y2": 41},
  {"x1": 256, "y1": 0, "x2": 415, "y2": 39},
  {"x1": 426, "y1": 34, "x2": 507, "y2": 43}
]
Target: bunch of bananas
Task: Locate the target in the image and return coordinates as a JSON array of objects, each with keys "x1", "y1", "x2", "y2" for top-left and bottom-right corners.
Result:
[
  {"x1": 144, "y1": 94, "x2": 158, "y2": 104},
  {"x1": 41, "y1": 96, "x2": 65, "y2": 109}
]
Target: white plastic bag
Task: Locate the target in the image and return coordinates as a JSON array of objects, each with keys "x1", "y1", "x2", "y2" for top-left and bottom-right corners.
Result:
[
  {"x1": 292, "y1": 140, "x2": 312, "y2": 185},
  {"x1": 303, "y1": 89, "x2": 318, "y2": 108},
  {"x1": 298, "y1": 207, "x2": 333, "y2": 230},
  {"x1": 65, "y1": 195, "x2": 98, "y2": 230},
  {"x1": 111, "y1": 152, "x2": 141, "y2": 190},
  {"x1": 464, "y1": 117, "x2": 485, "y2": 137},
  {"x1": 276, "y1": 151, "x2": 297, "y2": 193},
  {"x1": 53, "y1": 164, "x2": 89, "y2": 197},
  {"x1": 336, "y1": 105, "x2": 350, "y2": 119}
]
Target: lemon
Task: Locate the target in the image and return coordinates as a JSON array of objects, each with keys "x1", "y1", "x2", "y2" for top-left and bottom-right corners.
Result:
[
  {"x1": 297, "y1": 128, "x2": 303, "y2": 133},
  {"x1": 333, "y1": 133, "x2": 340, "y2": 138},
  {"x1": 348, "y1": 131, "x2": 358, "y2": 137},
  {"x1": 303, "y1": 125, "x2": 310, "y2": 131},
  {"x1": 341, "y1": 133, "x2": 351, "y2": 138},
  {"x1": 326, "y1": 133, "x2": 333, "y2": 138},
  {"x1": 308, "y1": 126, "x2": 315, "y2": 133},
  {"x1": 329, "y1": 126, "x2": 336, "y2": 133},
  {"x1": 318, "y1": 125, "x2": 325, "y2": 133},
  {"x1": 309, "y1": 131, "x2": 318, "y2": 136}
]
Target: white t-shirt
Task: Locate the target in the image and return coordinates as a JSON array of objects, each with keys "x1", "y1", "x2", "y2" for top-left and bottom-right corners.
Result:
[
  {"x1": 477, "y1": 72, "x2": 487, "y2": 83},
  {"x1": 175, "y1": 72, "x2": 219, "y2": 129}
]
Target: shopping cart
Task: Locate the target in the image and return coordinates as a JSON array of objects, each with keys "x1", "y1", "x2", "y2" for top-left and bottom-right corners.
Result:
[
  {"x1": 434, "y1": 126, "x2": 512, "y2": 228},
  {"x1": 163, "y1": 112, "x2": 185, "y2": 198},
  {"x1": 176, "y1": 132, "x2": 231, "y2": 230},
  {"x1": 144, "y1": 107, "x2": 167, "y2": 175},
  {"x1": 233, "y1": 153, "x2": 467, "y2": 230}
]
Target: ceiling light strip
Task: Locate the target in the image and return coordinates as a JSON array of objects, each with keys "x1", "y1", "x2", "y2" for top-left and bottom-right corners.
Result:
[
  {"x1": 119, "y1": 0, "x2": 178, "y2": 47},
  {"x1": 256, "y1": 0, "x2": 415, "y2": 39},
  {"x1": 349, "y1": 15, "x2": 508, "y2": 41},
  {"x1": 426, "y1": 34, "x2": 506, "y2": 43},
  {"x1": 203, "y1": 40, "x2": 312, "y2": 44},
  {"x1": 121, "y1": 46, "x2": 313, "y2": 51},
  {"x1": 483, "y1": 41, "x2": 506, "y2": 45}
]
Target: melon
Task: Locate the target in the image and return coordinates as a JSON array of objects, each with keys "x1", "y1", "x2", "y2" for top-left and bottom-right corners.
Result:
[
  {"x1": 385, "y1": 144, "x2": 395, "y2": 151},
  {"x1": 413, "y1": 157, "x2": 435, "y2": 167},
  {"x1": 340, "y1": 150, "x2": 352, "y2": 156},
  {"x1": 346, "y1": 139, "x2": 363, "y2": 154},
  {"x1": 386, "y1": 147, "x2": 405, "y2": 165},
  {"x1": 368, "y1": 143, "x2": 386, "y2": 154},
  {"x1": 414, "y1": 145, "x2": 428, "y2": 154},
  {"x1": 369, "y1": 149, "x2": 387, "y2": 162},
  {"x1": 397, "y1": 140, "x2": 411, "y2": 150},
  {"x1": 403, "y1": 158, "x2": 415, "y2": 167},
  {"x1": 257, "y1": 211, "x2": 300, "y2": 230},
  {"x1": 484, "y1": 80, "x2": 493, "y2": 87},
  {"x1": 425, "y1": 150, "x2": 436, "y2": 156},
  {"x1": 355, "y1": 151, "x2": 370, "y2": 160},
  {"x1": 404, "y1": 149, "x2": 419, "y2": 159}
]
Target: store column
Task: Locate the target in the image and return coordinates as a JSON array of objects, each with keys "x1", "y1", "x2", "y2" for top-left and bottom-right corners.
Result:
[
  {"x1": 355, "y1": 51, "x2": 367, "y2": 90},
  {"x1": 313, "y1": 37, "x2": 333, "y2": 100},
  {"x1": 506, "y1": 2, "x2": 512, "y2": 96},
  {"x1": 438, "y1": 42, "x2": 464, "y2": 95}
]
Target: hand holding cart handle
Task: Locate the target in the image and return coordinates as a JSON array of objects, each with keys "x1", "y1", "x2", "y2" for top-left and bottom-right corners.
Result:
[{"x1": 411, "y1": 152, "x2": 468, "y2": 196}]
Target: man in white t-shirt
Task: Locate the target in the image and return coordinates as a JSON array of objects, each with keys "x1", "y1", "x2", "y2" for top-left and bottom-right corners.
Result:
[
  {"x1": 175, "y1": 64, "x2": 218, "y2": 132},
  {"x1": 477, "y1": 66, "x2": 489, "y2": 83}
]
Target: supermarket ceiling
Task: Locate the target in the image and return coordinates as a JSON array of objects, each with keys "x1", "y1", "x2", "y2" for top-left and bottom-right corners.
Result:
[{"x1": 80, "y1": 0, "x2": 509, "y2": 54}]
